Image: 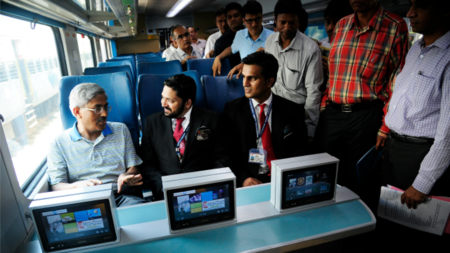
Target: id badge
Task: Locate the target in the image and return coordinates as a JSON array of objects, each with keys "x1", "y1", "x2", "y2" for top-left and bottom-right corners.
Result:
[{"x1": 248, "y1": 148, "x2": 267, "y2": 165}]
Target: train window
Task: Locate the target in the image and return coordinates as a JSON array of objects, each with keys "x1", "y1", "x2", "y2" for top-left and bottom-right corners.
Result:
[
  {"x1": 304, "y1": 24, "x2": 327, "y2": 41},
  {"x1": 76, "y1": 34, "x2": 95, "y2": 71},
  {"x1": 0, "y1": 15, "x2": 63, "y2": 187},
  {"x1": 100, "y1": 38, "x2": 108, "y2": 61},
  {"x1": 73, "y1": 0, "x2": 87, "y2": 10}
]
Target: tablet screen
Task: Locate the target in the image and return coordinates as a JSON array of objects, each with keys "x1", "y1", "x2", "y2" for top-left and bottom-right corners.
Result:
[
  {"x1": 33, "y1": 200, "x2": 117, "y2": 252},
  {"x1": 282, "y1": 163, "x2": 336, "y2": 209},
  {"x1": 167, "y1": 180, "x2": 235, "y2": 231}
]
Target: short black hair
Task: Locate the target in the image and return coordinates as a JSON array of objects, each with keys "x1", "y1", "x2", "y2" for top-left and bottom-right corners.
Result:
[
  {"x1": 242, "y1": 0, "x2": 263, "y2": 17},
  {"x1": 164, "y1": 74, "x2": 197, "y2": 104},
  {"x1": 274, "y1": 0, "x2": 303, "y2": 20},
  {"x1": 225, "y1": 2, "x2": 242, "y2": 16},
  {"x1": 171, "y1": 24, "x2": 184, "y2": 39},
  {"x1": 242, "y1": 51, "x2": 279, "y2": 87},
  {"x1": 215, "y1": 7, "x2": 226, "y2": 17},
  {"x1": 324, "y1": 0, "x2": 353, "y2": 23},
  {"x1": 299, "y1": 8, "x2": 308, "y2": 33}
]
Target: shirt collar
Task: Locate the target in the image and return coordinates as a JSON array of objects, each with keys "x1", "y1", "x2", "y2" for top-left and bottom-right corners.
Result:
[
  {"x1": 273, "y1": 30, "x2": 303, "y2": 51},
  {"x1": 171, "y1": 106, "x2": 193, "y2": 125},
  {"x1": 245, "y1": 27, "x2": 267, "y2": 42},
  {"x1": 419, "y1": 30, "x2": 450, "y2": 50},
  {"x1": 252, "y1": 93, "x2": 273, "y2": 110},
  {"x1": 349, "y1": 5, "x2": 383, "y2": 32},
  {"x1": 70, "y1": 121, "x2": 113, "y2": 142}
]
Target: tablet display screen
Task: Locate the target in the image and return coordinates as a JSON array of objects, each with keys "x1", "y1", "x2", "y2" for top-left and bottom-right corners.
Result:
[
  {"x1": 33, "y1": 200, "x2": 117, "y2": 252},
  {"x1": 167, "y1": 180, "x2": 235, "y2": 231},
  {"x1": 282, "y1": 163, "x2": 337, "y2": 209}
]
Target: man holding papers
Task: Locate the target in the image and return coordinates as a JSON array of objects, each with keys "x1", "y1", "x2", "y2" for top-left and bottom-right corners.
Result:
[{"x1": 383, "y1": 0, "x2": 450, "y2": 210}]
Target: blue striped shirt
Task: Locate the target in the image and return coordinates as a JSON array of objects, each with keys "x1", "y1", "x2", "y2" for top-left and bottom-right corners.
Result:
[
  {"x1": 385, "y1": 30, "x2": 450, "y2": 194},
  {"x1": 47, "y1": 122, "x2": 142, "y2": 190}
]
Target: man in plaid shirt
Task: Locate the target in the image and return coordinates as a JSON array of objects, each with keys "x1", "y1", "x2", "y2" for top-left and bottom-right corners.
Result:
[{"x1": 319, "y1": 0, "x2": 409, "y2": 192}]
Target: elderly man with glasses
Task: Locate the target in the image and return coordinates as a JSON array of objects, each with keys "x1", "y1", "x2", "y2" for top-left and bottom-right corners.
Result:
[{"x1": 47, "y1": 83, "x2": 145, "y2": 207}]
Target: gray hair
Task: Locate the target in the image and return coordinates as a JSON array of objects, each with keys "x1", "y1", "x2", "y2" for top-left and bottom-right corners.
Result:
[{"x1": 69, "y1": 83, "x2": 107, "y2": 116}]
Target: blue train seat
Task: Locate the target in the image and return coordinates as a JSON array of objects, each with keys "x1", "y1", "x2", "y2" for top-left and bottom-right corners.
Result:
[
  {"x1": 137, "y1": 71, "x2": 206, "y2": 126},
  {"x1": 156, "y1": 52, "x2": 163, "y2": 58},
  {"x1": 106, "y1": 58, "x2": 136, "y2": 80},
  {"x1": 201, "y1": 75, "x2": 245, "y2": 113},
  {"x1": 136, "y1": 52, "x2": 157, "y2": 59},
  {"x1": 137, "y1": 60, "x2": 183, "y2": 77},
  {"x1": 98, "y1": 60, "x2": 135, "y2": 82},
  {"x1": 136, "y1": 57, "x2": 166, "y2": 63},
  {"x1": 187, "y1": 58, "x2": 231, "y2": 77},
  {"x1": 59, "y1": 72, "x2": 140, "y2": 150},
  {"x1": 84, "y1": 66, "x2": 134, "y2": 93}
]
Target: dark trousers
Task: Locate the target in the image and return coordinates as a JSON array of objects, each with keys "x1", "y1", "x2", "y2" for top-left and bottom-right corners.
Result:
[
  {"x1": 114, "y1": 187, "x2": 147, "y2": 207},
  {"x1": 383, "y1": 136, "x2": 450, "y2": 197},
  {"x1": 380, "y1": 136, "x2": 450, "y2": 250},
  {"x1": 318, "y1": 102, "x2": 383, "y2": 193}
]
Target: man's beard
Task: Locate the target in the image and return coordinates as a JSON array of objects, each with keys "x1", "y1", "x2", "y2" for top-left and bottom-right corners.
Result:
[{"x1": 164, "y1": 103, "x2": 185, "y2": 119}]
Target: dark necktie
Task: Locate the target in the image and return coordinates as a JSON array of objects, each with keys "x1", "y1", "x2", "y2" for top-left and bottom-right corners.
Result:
[{"x1": 259, "y1": 104, "x2": 276, "y2": 169}]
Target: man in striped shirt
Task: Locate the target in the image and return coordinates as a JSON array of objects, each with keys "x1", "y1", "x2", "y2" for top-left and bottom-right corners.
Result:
[
  {"x1": 319, "y1": 0, "x2": 409, "y2": 191},
  {"x1": 47, "y1": 83, "x2": 144, "y2": 207}
]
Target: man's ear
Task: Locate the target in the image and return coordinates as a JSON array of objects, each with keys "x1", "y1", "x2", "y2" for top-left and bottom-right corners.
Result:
[
  {"x1": 185, "y1": 99, "x2": 193, "y2": 109},
  {"x1": 266, "y1": 77, "x2": 275, "y2": 88},
  {"x1": 73, "y1": 107, "x2": 81, "y2": 119}
]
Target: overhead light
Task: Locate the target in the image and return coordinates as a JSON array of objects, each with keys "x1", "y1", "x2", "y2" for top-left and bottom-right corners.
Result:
[{"x1": 166, "y1": 0, "x2": 193, "y2": 18}]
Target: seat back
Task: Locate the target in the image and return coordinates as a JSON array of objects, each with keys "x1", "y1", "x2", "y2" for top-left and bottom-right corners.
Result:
[
  {"x1": 187, "y1": 58, "x2": 231, "y2": 77},
  {"x1": 105, "y1": 58, "x2": 136, "y2": 81},
  {"x1": 137, "y1": 60, "x2": 183, "y2": 77},
  {"x1": 59, "y1": 72, "x2": 140, "y2": 150},
  {"x1": 156, "y1": 52, "x2": 163, "y2": 58},
  {"x1": 84, "y1": 66, "x2": 134, "y2": 93},
  {"x1": 98, "y1": 60, "x2": 135, "y2": 81},
  {"x1": 136, "y1": 52, "x2": 157, "y2": 60},
  {"x1": 136, "y1": 57, "x2": 166, "y2": 63},
  {"x1": 202, "y1": 75, "x2": 245, "y2": 113},
  {"x1": 137, "y1": 71, "x2": 206, "y2": 126}
]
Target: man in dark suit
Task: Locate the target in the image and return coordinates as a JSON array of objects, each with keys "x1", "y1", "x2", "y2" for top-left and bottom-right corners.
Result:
[
  {"x1": 141, "y1": 74, "x2": 227, "y2": 195},
  {"x1": 222, "y1": 51, "x2": 309, "y2": 187}
]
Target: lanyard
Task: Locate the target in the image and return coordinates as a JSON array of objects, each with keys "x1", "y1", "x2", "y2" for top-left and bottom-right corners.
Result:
[
  {"x1": 175, "y1": 125, "x2": 189, "y2": 160},
  {"x1": 249, "y1": 99, "x2": 272, "y2": 147}
]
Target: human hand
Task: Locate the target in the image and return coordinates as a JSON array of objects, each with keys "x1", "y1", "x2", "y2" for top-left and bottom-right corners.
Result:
[
  {"x1": 181, "y1": 56, "x2": 196, "y2": 65},
  {"x1": 73, "y1": 179, "x2": 102, "y2": 188},
  {"x1": 206, "y1": 50, "x2": 214, "y2": 58},
  {"x1": 242, "y1": 177, "x2": 262, "y2": 187},
  {"x1": 227, "y1": 63, "x2": 244, "y2": 79},
  {"x1": 212, "y1": 57, "x2": 222, "y2": 76},
  {"x1": 256, "y1": 47, "x2": 265, "y2": 52},
  {"x1": 401, "y1": 186, "x2": 428, "y2": 209},
  {"x1": 376, "y1": 132, "x2": 388, "y2": 150},
  {"x1": 117, "y1": 173, "x2": 143, "y2": 193}
]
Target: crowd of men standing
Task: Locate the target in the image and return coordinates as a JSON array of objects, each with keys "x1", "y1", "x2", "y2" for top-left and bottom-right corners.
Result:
[{"x1": 46, "y1": 0, "x2": 449, "y2": 250}]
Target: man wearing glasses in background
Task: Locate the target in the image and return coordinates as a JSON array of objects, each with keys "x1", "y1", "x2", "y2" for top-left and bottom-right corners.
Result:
[
  {"x1": 47, "y1": 83, "x2": 145, "y2": 207},
  {"x1": 167, "y1": 25, "x2": 203, "y2": 70},
  {"x1": 213, "y1": 0, "x2": 274, "y2": 76}
]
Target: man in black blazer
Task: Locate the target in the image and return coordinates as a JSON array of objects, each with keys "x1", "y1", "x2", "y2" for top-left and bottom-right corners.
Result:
[
  {"x1": 222, "y1": 51, "x2": 309, "y2": 187},
  {"x1": 141, "y1": 74, "x2": 227, "y2": 196}
]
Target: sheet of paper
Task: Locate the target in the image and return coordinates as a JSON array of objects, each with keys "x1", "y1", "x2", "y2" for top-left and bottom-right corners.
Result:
[{"x1": 378, "y1": 186, "x2": 450, "y2": 235}]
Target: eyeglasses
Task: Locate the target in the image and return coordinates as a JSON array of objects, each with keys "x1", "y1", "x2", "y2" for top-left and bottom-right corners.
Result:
[
  {"x1": 81, "y1": 106, "x2": 112, "y2": 114},
  {"x1": 244, "y1": 17, "x2": 262, "y2": 24},
  {"x1": 227, "y1": 13, "x2": 241, "y2": 19},
  {"x1": 177, "y1": 32, "x2": 190, "y2": 40}
]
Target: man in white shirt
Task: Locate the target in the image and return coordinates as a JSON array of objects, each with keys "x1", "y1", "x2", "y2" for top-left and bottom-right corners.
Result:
[
  {"x1": 167, "y1": 25, "x2": 202, "y2": 69},
  {"x1": 188, "y1": 27, "x2": 207, "y2": 57},
  {"x1": 162, "y1": 26, "x2": 178, "y2": 59},
  {"x1": 265, "y1": 0, "x2": 323, "y2": 141},
  {"x1": 204, "y1": 8, "x2": 229, "y2": 58}
]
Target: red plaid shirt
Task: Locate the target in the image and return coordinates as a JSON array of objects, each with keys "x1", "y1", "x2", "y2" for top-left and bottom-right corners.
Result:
[{"x1": 321, "y1": 7, "x2": 409, "y2": 134}]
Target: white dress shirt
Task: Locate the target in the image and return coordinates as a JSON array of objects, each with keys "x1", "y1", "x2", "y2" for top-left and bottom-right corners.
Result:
[
  {"x1": 191, "y1": 38, "x2": 207, "y2": 56},
  {"x1": 171, "y1": 107, "x2": 193, "y2": 141},
  {"x1": 162, "y1": 44, "x2": 176, "y2": 59},
  {"x1": 251, "y1": 94, "x2": 273, "y2": 149},
  {"x1": 265, "y1": 30, "x2": 323, "y2": 137},
  {"x1": 167, "y1": 46, "x2": 203, "y2": 62},
  {"x1": 204, "y1": 31, "x2": 223, "y2": 58}
]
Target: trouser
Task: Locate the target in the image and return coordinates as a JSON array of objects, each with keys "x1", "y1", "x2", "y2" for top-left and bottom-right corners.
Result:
[
  {"x1": 319, "y1": 101, "x2": 383, "y2": 193},
  {"x1": 382, "y1": 136, "x2": 450, "y2": 197},
  {"x1": 379, "y1": 136, "x2": 450, "y2": 250},
  {"x1": 114, "y1": 187, "x2": 147, "y2": 207}
]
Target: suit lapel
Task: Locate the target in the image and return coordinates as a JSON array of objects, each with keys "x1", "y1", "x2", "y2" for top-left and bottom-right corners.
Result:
[
  {"x1": 240, "y1": 97, "x2": 257, "y2": 149},
  {"x1": 161, "y1": 115, "x2": 179, "y2": 163},
  {"x1": 271, "y1": 95, "x2": 284, "y2": 156},
  {"x1": 183, "y1": 107, "x2": 203, "y2": 160}
]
